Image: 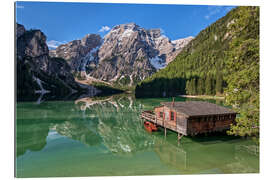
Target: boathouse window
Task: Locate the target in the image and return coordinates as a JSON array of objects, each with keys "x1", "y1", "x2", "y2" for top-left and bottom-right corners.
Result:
[
  {"x1": 170, "y1": 111, "x2": 176, "y2": 121},
  {"x1": 159, "y1": 111, "x2": 163, "y2": 118}
]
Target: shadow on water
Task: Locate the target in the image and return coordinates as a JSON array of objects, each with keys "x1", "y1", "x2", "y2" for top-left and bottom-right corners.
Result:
[
  {"x1": 153, "y1": 134, "x2": 259, "y2": 174},
  {"x1": 16, "y1": 93, "x2": 259, "y2": 176},
  {"x1": 17, "y1": 91, "x2": 101, "y2": 103},
  {"x1": 185, "y1": 132, "x2": 241, "y2": 144},
  {"x1": 16, "y1": 82, "x2": 124, "y2": 103}
]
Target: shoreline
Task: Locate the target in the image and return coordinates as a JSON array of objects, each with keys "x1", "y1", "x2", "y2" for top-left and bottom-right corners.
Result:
[{"x1": 179, "y1": 95, "x2": 225, "y2": 100}]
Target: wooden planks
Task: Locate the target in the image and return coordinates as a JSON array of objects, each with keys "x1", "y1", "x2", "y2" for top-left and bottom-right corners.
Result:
[{"x1": 141, "y1": 111, "x2": 184, "y2": 135}]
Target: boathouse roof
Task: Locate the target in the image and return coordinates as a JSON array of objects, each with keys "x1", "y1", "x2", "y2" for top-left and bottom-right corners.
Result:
[{"x1": 160, "y1": 101, "x2": 237, "y2": 117}]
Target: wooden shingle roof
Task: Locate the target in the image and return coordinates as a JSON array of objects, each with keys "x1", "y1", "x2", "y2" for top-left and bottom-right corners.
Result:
[{"x1": 160, "y1": 101, "x2": 237, "y2": 117}]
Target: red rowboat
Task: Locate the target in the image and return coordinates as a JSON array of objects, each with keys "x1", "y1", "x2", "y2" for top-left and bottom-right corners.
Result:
[{"x1": 144, "y1": 121, "x2": 158, "y2": 132}]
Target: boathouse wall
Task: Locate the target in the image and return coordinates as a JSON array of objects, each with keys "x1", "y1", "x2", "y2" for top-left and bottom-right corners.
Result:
[
  {"x1": 176, "y1": 111, "x2": 188, "y2": 135},
  {"x1": 187, "y1": 114, "x2": 236, "y2": 135},
  {"x1": 154, "y1": 106, "x2": 188, "y2": 135},
  {"x1": 153, "y1": 106, "x2": 236, "y2": 136}
]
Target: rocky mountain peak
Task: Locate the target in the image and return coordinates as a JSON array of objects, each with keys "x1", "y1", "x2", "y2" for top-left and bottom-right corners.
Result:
[
  {"x1": 50, "y1": 23, "x2": 193, "y2": 86},
  {"x1": 50, "y1": 33, "x2": 102, "y2": 71},
  {"x1": 16, "y1": 25, "x2": 49, "y2": 71},
  {"x1": 147, "y1": 28, "x2": 162, "y2": 38},
  {"x1": 111, "y1": 22, "x2": 140, "y2": 31},
  {"x1": 16, "y1": 23, "x2": 26, "y2": 39},
  {"x1": 16, "y1": 23, "x2": 99, "y2": 99},
  {"x1": 81, "y1": 34, "x2": 102, "y2": 46}
]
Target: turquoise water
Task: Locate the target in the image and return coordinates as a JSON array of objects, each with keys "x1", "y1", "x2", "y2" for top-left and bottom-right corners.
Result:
[{"x1": 16, "y1": 94, "x2": 259, "y2": 177}]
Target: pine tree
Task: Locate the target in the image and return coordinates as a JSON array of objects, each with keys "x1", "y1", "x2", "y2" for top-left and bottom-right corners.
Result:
[
  {"x1": 197, "y1": 77, "x2": 205, "y2": 95},
  {"x1": 186, "y1": 80, "x2": 191, "y2": 95},
  {"x1": 216, "y1": 71, "x2": 223, "y2": 95},
  {"x1": 191, "y1": 78, "x2": 197, "y2": 95},
  {"x1": 205, "y1": 74, "x2": 212, "y2": 95}
]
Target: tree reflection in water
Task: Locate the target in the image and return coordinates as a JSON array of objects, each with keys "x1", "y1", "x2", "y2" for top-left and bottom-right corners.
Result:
[{"x1": 74, "y1": 94, "x2": 157, "y2": 154}]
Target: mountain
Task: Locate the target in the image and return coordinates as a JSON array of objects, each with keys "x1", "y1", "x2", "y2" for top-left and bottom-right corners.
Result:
[
  {"x1": 50, "y1": 23, "x2": 193, "y2": 86},
  {"x1": 49, "y1": 34, "x2": 102, "y2": 71},
  {"x1": 135, "y1": 7, "x2": 259, "y2": 98},
  {"x1": 16, "y1": 23, "x2": 99, "y2": 100}
]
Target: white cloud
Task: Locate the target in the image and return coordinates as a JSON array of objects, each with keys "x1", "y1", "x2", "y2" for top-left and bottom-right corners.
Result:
[
  {"x1": 16, "y1": 5, "x2": 24, "y2": 9},
  {"x1": 204, "y1": 6, "x2": 222, "y2": 20},
  {"x1": 46, "y1": 40, "x2": 66, "y2": 49},
  {"x1": 98, "y1": 26, "x2": 111, "y2": 32},
  {"x1": 205, "y1": 15, "x2": 210, "y2": 20},
  {"x1": 204, "y1": 6, "x2": 234, "y2": 20}
]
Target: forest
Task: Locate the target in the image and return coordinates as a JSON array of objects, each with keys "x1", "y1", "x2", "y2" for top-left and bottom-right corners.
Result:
[{"x1": 135, "y1": 7, "x2": 259, "y2": 139}]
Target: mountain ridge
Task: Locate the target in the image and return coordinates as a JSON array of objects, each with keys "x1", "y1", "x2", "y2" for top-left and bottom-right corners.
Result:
[
  {"x1": 50, "y1": 23, "x2": 193, "y2": 87},
  {"x1": 16, "y1": 23, "x2": 99, "y2": 100}
]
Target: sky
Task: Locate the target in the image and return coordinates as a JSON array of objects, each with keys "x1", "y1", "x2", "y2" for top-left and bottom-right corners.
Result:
[{"x1": 16, "y1": 1, "x2": 235, "y2": 49}]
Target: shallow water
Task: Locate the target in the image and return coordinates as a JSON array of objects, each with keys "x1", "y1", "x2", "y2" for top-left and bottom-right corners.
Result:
[{"x1": 16, "y1": 94, "x2": 259, "y2": 177}]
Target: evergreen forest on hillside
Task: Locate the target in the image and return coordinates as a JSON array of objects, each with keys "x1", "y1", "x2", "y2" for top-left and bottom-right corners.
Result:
[{"x1": 135, "y1": 7, "x2": 259, "y2": 139}]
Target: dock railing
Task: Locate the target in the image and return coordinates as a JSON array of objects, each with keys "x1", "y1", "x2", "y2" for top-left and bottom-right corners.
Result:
[
  {"x1": 141, "y1": 110, "x2": 165, "y2": 126},
  {"x1": 141, "y1": 110, "x2": 155, "y2": 121},
  {"x1": 141, "y1": 110, "x2": 185, "y2": 140},
  {"x1": 141, "y1": 110, "x2": 179, "y2": 132}
]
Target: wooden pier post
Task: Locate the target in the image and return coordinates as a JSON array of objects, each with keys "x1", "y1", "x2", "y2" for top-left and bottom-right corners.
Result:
[
  {"x1": 164, "y1": 127, "x2": 167, "y2": 137},
  {"x1": 178, "y1": 133, "x2": 183, "y2": 143}
]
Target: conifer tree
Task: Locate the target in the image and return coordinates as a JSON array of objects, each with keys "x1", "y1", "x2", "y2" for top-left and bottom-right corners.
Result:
[
  {"x1": 216, "y1": 71, "x2": 223, "y2": 95},
  {"x1": 205, "y1": 75, "x2": 212, "y2": 95}
]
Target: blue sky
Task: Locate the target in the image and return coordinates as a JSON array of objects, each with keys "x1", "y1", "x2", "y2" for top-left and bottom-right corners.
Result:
[{"x1": 16, "y1": 1, "x2": 235, "y2": 49}]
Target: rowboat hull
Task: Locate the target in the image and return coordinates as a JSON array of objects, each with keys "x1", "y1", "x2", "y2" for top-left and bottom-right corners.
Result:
[{"x1": 144, "y1": 121, "x2": 158, "y2": 132}]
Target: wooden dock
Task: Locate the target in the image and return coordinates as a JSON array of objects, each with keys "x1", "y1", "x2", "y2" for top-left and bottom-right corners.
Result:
[{"x1": 140, "y1": 110, "x2": 184, "y2": 141}]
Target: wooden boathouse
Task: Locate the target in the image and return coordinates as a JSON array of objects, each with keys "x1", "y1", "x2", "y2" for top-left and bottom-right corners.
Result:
[{"x1": 141, "y1": 101, "x2": 237, "y2": 141}]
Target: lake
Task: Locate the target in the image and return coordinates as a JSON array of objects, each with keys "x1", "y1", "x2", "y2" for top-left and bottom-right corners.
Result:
[{"x1": 16, "y1": 94, "x2": 259, "y2": 177}]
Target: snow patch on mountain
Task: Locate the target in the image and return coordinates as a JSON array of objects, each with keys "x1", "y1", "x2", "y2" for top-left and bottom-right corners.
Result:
[
  {"x1": 120, "y1": 29, "x2": 134, "y2": 40},
  {"x1": 81, "y1": 46, "x2": 100, "y2": 71},
  {"x1": 171, "y1": 36, "x2": 193, "y2": 50},
  {"x1": 149, "y1": 56, "x2": 166, "y2": 69},
  {"x1": 33, "y1": 76, "x2": 50, "y2": 94},
  {"x1": 129, "y1": 74, "x2": 133, "y2": 86},
  {"x1": 109, "y1": 73, "x2": 120, "y2": 82},
  {"x1": 154, "y1": 35, "x2": 168, "y2": 44}
]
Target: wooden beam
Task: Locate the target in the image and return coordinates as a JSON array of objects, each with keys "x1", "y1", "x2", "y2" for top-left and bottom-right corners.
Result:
[{"x1": 178, "y1": 133, "x2": 183, "y2": 142}]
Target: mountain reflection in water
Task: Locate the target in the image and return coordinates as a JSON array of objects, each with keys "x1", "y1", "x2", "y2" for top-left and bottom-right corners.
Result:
[{"x1": 16, "y1": 94, "x2": 259, "y2": 177}]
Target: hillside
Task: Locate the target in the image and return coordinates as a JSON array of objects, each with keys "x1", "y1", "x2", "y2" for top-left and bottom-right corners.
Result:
[
  {"x1": 135, "y1": 6, "x2": 259, "y2": 139},
  {"x1": 135, "y1": 7, "x2": 259, "y2": 98}
]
